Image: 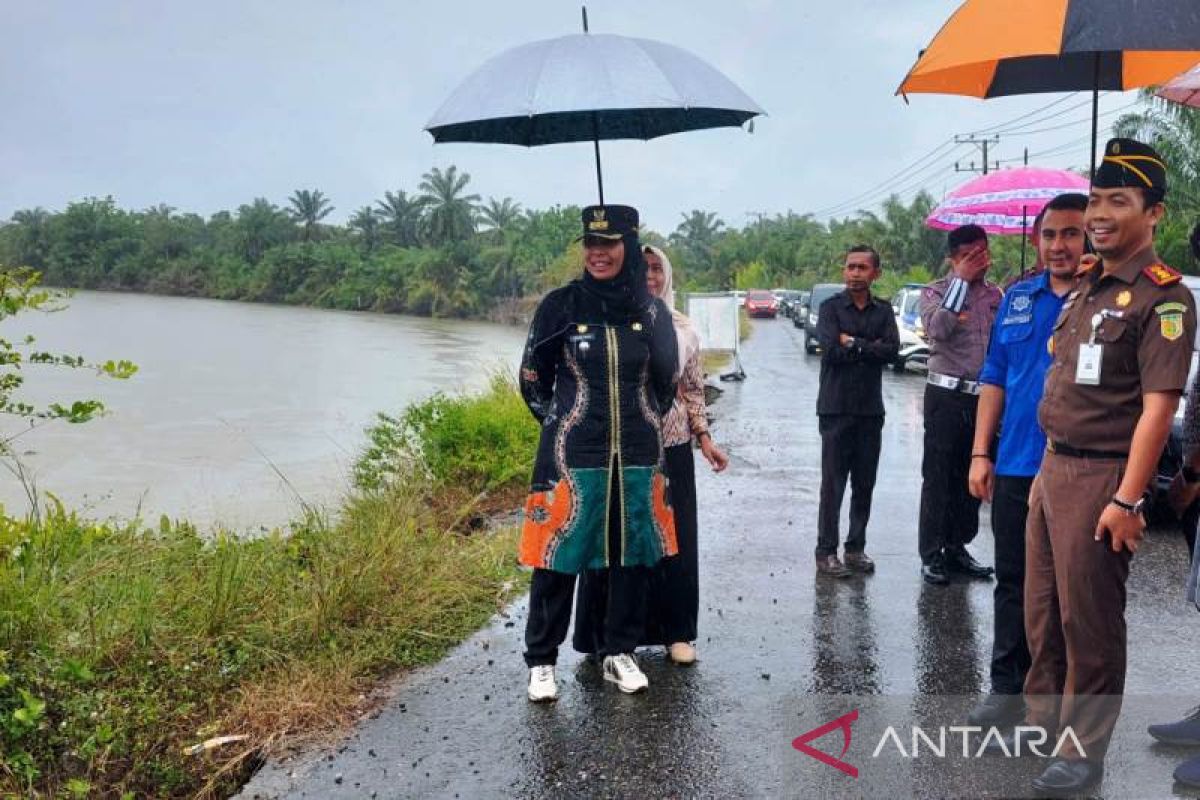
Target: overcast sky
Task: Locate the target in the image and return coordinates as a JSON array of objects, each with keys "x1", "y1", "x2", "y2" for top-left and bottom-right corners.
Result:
[{"x1": 1, "y1": 0, "x2": 1137, "y2": 233}]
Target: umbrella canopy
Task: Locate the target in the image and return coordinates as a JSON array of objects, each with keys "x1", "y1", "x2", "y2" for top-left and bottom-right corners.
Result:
[
  {"x1": 426, "y1": 29, "x2": 764, "y2": 204},
  {"x1": 897, "y1": 0, "x2": 1200, "y2": 98},
  {"x1": 1158, "y1": 64, "x2": 1200, "y2": 108},
  {"x1": 897, "y1": 0, "x2": 1200, "y2": 174},
  {"x1": 926, "y1": 166, "x2": 1090, "y2": 234},
  {"x1": 426, "y1": 33, "x2": 764, "y2": 146}
]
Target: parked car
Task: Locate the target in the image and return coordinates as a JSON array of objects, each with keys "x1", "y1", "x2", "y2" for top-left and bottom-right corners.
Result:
[
  {"x1": 1151, "y1": 275, "x2": 1200, "y2": 521},
  {"x1": 792, "y1": 290, "x2": 811, "y2": 328},
  {"x1": 802, "y1": 283, "x2": 844, "y2": 354},
  {"x1": 774, "y1": 289, "x2": 803, "y2": 320},
  {"x1": 891, "y1": 283, "x2": 930, "y2": 372},
  {"x1": 744, "y1": 289, "x2": 780, "y2": 318}
]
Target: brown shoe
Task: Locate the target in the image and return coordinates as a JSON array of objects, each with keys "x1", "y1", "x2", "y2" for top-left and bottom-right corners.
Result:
[
  {"x1": 815, "y1": 554, "x2": 852, "y2": 578},
  {"x1": 843, "y1": 552, "x2": 876, "y2": 574}
]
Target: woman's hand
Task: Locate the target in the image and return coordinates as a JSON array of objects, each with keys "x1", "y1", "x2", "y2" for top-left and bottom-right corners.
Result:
[{"x1": 699, "y1": 435, "x2": 729, "y2": 473}]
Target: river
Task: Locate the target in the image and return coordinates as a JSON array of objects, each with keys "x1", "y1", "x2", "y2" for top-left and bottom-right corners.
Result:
[{"x1": 0, "y1": 291, "x2": 527, "y2": 531}]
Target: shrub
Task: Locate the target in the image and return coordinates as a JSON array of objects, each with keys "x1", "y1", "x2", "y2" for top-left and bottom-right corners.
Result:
[{"x1": 354, "y1": 373, "x2": 538, "y2": 497}]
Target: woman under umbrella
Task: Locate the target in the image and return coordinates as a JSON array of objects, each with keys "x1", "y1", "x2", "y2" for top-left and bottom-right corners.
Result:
[
  {"x1": 518, "y1": 204, "x2": 678, "y2": 702},
  {"x1": 574, "y1": 245, "x2": 729, "y2": 666}
]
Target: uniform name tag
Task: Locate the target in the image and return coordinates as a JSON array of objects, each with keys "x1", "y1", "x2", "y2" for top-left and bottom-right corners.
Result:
[{"x1": 1076, "y1": 344, "x2": 1102, "y2": 385}]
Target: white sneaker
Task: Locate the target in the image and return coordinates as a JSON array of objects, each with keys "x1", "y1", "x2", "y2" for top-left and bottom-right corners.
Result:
[
  {"x1": 602, "y1": 653, "x2": 649, "y2": 694},
  {"x1": 527, "y1": 665, "x2": 558, "y2": 702}
]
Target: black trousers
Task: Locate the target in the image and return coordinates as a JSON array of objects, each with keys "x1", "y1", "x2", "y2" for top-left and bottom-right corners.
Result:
[
  {"x1": 645, "y1": 443, "x2": 699, "y2": 644},
  {"x1": 990, "y1": 474, "x2": 1033, "y2": 694},
  {"x1": 817, "y1": 414, "x2": 884, "y2": 557},
  {"x1": 918, "y1": 384, "x2": 981, "y2": 563},
  {"x1": 524, "y1": 566, "x2": 647, "y2": 666},
  {"x1": 525, "y1": 458, "x2": 647, "y2": 666}
]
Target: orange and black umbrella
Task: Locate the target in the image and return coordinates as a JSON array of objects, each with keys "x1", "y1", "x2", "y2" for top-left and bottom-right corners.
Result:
[{"x1": 897, "y1": 0, "x2": 1200, "y2": 174}]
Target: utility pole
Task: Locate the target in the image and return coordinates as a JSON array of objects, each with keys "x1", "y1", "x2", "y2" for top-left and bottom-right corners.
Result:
[{"x1": 954, "y1": 134, "x2": 1001, "y2": 175}]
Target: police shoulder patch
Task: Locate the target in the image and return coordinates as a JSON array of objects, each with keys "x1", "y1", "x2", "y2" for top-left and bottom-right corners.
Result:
[{"x1": 1143, "y1": 263, "x2": 1182, "y2": 286}]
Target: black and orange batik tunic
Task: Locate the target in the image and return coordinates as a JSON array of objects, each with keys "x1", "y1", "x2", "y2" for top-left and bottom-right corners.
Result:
[{"x1": 517, "y1": 283, "x2": 678, "y2": 574}]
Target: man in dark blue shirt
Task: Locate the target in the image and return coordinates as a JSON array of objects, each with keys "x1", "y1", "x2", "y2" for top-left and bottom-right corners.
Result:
[
  {"x1": 814, "y1": 245, "x2": 900, "y2": 577},
  {"x1": 967, "y1": 193, "x2": 1088, "y2": 727}
]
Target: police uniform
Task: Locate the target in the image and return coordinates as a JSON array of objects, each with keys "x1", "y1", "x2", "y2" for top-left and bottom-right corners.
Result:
[{"x1": 1024, "y1": 140, "x2": 1196, "y2": 777}]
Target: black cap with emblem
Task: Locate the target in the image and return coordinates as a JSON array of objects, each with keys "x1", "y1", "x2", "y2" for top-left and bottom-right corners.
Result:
[
  {"x1": 1093, "y1": 138, "x2": 1167, "y2": 203},
  {"x1": 577, "y1": 205, "x2": 639, "y2": 242}
]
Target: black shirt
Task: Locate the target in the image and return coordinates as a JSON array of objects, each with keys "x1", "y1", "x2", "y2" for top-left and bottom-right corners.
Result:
[{"x1": 815, "y1": 290, "x2": 900, "y2": 417}]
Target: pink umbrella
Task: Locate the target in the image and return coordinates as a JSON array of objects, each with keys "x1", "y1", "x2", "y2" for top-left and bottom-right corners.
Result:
[
  {"x1": 926, "y1": 166, "x2": 1091, "y2": 235},
  {"x1": 1158, "y1": 64, "x2": 1200, "y2": 108}
]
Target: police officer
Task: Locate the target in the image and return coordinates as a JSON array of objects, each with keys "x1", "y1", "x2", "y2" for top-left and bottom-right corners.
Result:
[
  {"x1": 918, "y1": 225, "x2": 1002, "y2": 585},
  {"x1": 1023, "y1": 139, "x2": 1196, "y2": 797}
]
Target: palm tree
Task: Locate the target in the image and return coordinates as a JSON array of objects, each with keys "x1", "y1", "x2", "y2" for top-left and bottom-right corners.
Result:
[
  {"x1": 8, "y1": 207, "x2": 52, "y2": 268},
  {"x1": 670, "y1": 210, "x2": 726, "y2": 272},
  {"x1": 376, "y1": 190, "x2": 425, "y2": 247},
  {"x1": 478, "y1": 196, "x2": 523, "y2": 241},
  {"x1": 418, "y1": 165, "x2": 481, "y2": 245},
  {"x1": 288, "y1": 189, "x2": 334, "y2": 242},
  {"x1": 349, "y1": 206, "x2": 382, "y2": 254},
  {"x1": 1114, "y1": 96, "x2": 1200, "y2": 215},
  {"x1": 235, "y1": 198, "x2": 292, "y2": 263}
]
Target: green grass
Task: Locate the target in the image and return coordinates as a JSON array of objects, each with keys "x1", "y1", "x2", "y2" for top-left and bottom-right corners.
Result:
[{"x1": 0, "y1": 381, "x2": 537, "y2": 798}]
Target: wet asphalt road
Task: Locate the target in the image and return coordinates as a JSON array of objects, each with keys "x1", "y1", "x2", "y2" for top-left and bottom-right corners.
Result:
[{"x1": 238, "y1": 318, "x2": 1200, "y2": 800}]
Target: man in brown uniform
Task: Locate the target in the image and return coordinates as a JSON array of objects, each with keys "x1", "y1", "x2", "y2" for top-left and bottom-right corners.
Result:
[
  {"x1": 1022, "y1": 138, "x2": 1196, "y2": 797},
  {"x1": 918, "y1": 225, "x2": 1003, "y2": 585}
]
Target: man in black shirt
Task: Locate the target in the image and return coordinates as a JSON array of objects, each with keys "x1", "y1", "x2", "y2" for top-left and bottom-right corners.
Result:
[{"x1": 814, "y1": 245, "x2": 900, "y2": 577}]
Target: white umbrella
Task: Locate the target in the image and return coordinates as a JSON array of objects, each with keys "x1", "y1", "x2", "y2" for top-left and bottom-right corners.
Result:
[{"x1": 425, "y1": 12, "x2": 764, "y2": 203}]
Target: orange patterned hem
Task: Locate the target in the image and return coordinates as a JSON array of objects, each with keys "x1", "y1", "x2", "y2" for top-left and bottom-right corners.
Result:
[
  {"x1": 652, "y1": 471, "x2": 678, "y2": 557},
  {"x1": 518, "y1": 481, "x2": 574, "y2": 568}
]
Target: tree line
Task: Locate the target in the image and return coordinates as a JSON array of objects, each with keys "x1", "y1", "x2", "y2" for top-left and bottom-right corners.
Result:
[{"x1": 1, "y1": 98, "x2": 1196, "y2": 319}]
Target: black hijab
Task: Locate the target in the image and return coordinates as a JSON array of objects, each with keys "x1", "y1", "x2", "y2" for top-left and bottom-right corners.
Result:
[{"x1": 575, "y1": 229, "x2": 652, "y2": 323}]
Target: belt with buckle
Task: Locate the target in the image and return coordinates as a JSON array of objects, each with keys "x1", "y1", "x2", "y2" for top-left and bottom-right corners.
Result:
[
  {"x1": 927, "y1": 371, "x2": 981, "y2": 395},
  {"x1": 1046, "y1": 441, "x2": 1127, "y2": 460}
]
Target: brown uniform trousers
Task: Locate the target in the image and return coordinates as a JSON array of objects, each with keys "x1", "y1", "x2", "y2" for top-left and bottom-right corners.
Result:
[
  {"x1": 1025, "y1": 246, "x2": 1196, "y2": 763},
  {"x1": 1024, "y1": 452, "x2": 1130, "y2": 761}
]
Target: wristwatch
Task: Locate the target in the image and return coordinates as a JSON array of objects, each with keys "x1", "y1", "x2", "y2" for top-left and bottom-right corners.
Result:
[{"x1": 1110, "y1": 494, "x2": 1146, "y2": 516}]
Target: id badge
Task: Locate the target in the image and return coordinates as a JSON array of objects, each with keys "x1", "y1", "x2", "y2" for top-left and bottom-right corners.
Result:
[{"x1": 1076, "y1": 343, "x2": 1102, "y2": 385}]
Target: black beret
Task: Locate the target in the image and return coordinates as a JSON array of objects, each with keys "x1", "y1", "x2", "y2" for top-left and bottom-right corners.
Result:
[{"x1": 1093, "y1": 138, "x2": 1167, "y2": 196}]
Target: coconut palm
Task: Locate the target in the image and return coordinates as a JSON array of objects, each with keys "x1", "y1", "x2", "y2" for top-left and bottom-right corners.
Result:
[
  {"x1": 288, "y1": 189, "x2": 334, "y2": 242},
  {"x1": 376, "y1": 190, "x2": 425, "y2": 247},
  {"x1": 418, "y1": 166, "x2": 480, "y2": 245}
]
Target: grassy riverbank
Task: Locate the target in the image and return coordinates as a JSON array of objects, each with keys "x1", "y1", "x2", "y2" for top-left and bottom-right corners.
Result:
[{"x1": 0, "y1": 378, "x2": 537, "y2": 798}]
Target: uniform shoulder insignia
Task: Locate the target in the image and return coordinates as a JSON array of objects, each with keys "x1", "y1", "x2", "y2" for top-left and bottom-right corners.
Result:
[{"x1": 1143, "y1": 263, "x2": 1182, "y2": 286}]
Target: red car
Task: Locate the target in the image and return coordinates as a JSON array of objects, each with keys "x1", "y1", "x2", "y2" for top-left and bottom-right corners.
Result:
[{"x1": 744, "y1": 290, "x2": 779, "y2": 318}]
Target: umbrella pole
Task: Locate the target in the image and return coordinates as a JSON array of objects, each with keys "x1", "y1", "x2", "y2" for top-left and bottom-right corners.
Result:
[
  {"x1": 1021, "y1": 205, "x2": 1028, "y2": 271},
  {"x1": 582, "y1": 6, "x2": 605, "y2": 205},
  {"x1": 1090, "y1": 53, "x2": 1100, "y2": 178},
  {"x1": 592, "y1": 114, "x2": 605, "y2": 205}
]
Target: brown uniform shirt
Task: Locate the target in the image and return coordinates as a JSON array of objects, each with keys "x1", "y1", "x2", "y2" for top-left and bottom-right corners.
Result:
[
  {"x1": 1039, "y1": 245, "x2": 1196, "y2": 452},
  {"x1": 920, "y1": 275, "x2": 1003, "y2": 379}
]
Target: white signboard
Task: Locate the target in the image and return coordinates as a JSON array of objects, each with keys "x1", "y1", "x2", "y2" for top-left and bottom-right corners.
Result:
[{"x1": 686, "y1": 292, "x2": 740, "y2": 352}]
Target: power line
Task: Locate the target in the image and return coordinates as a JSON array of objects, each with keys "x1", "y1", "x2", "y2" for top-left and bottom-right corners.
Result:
[
  {"x1": 978, "y1": 94, "x2": 1097, "y2": 136},
  {"x1": 968, "y1": 92, "x2": 1083, "y2": 135},
  {"x1": 993, "y1": 100, "x2": 1141, "y2": 138},
  {"x1": 806, "y1": 138, "x2": 959, "y2": 217}
]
